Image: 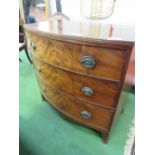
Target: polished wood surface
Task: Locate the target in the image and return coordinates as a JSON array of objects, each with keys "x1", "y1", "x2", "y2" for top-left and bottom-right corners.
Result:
[
  {"x1": 24, "y1": 20, "x2": 134, "y2": 143},
  {"x1": 39, "y1": 80, "x2": 113, "y2": 131},
  {"x1": 32, "y1": 56, "x2": 119, "y2": 109},
  {"x1": 24, "y1": 19, "x2": 134, "y2": 42},
  {"x1": 27, "y1": 33, "x2": 127, "y2": 81},
  {"x1": 125, "y1": 46, "x2": 135, "y2": 86}
]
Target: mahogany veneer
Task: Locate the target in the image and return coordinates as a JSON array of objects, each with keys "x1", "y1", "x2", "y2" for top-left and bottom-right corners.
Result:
[
  {"x1": 32, "y1": 57, "x2": 119, "y2": 109},
  {"x1": 27, "y1": 33, "x2": 126, "y2": 81},
  {"x1": 39, "y1": 80, "x2": 113, "y2": 130},
  {"x1": 24, "y1": 19, "x2": 134, "y2": 143}
]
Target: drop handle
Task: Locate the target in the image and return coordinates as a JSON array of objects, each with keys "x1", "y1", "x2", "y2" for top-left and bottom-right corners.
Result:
[
  {"x1": 80, "y1": 56, "x2": 96, "y2": 68},
  {"x1": 42, "y1": 86, "x2": 46, "y2": 92},
  {"x1": 30, "y1": 41, "x2": 36, "y2": 50},
  {"x1": 81, "y1": 87, "x2": 94, "y2": 96},
  {"x1": 80, "y1": 111, "x2": 91, "y2": 119},
  {"x1": 35, "y1": 65, "x2": 41, "y2": 72}
]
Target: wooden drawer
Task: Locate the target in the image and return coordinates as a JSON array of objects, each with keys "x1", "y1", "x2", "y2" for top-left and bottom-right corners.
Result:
[
  {"x1": 27, "y1": 33, "x2": 126, "y2": 81},
  {"x1": 33, "y1": 57, "x2": 119, "y2": 109},
  {"x1": 39, "y1": 80, "x2": 113, "y2": 131}
]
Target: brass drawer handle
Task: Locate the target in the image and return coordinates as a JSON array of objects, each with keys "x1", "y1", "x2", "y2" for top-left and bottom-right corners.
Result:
[
  {"x1": 30, "y1": 41, "x2": 36, "y2": 50},
  {"x1": 42, "y1": 86, "x2": 46, "y2": 92},
  {"x1": 80, "y1": 56, "x2": 96, "y2": 68},
  {"x1": 81, "y1": 111, "x2": 91, "y2": 119},
  {"x1": 35, "y1": 65, "x2": 41, "y2": 72},
  {"x1": 81, "y1": 87, "x2": 94, "y2": 96}
]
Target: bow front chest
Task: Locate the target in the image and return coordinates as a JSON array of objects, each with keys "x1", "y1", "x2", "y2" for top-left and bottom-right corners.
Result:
[{"x1": 24, "y1": 19, "x2": 134, "y2": 143}]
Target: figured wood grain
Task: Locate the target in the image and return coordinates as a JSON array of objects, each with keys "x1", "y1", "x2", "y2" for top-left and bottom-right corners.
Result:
[
  {"x1": 27, "y1": 33, "x2": 127, "y2": 81},
  {"x1": 24, "y1": 20, "x2": 134, "y2": 143},
  {"x1": 32, "y1": 56, "x2": 119, "y2": 109},
  {"x1": 39, "y1": 80, "x2": 113, "y2": 131}
]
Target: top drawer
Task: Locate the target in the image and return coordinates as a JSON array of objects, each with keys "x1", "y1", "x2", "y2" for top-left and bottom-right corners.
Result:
[{"x1": 26, "y1": 33, "x2": 127, "y2": 81}]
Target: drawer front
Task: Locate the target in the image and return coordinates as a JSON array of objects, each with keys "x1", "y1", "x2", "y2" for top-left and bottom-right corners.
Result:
[
  {"x1": 39, "y1": 80, "x2": 113, "y2": 130},
  {"x1": 33, "y1": 57, "x2": 119, "y2": 108},
  {"x1": 27, "y1": 33, "x2": 126, "y2": 81}
]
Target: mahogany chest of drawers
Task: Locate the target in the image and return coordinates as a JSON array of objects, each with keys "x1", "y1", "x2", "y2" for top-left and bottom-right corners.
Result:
[{"x1": 24, "y1": 19, "x2": 134, "y2": 143}]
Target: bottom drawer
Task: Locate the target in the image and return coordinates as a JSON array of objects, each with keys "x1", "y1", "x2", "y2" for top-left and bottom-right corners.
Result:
[{"x1": 39, "y1": 80, "x2": 114, "y2": 131}]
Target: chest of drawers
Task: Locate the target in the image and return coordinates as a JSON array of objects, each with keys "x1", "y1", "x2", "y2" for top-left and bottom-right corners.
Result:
[{"x1": 24, "y1": 20, "x2": 134, "y2": 143}]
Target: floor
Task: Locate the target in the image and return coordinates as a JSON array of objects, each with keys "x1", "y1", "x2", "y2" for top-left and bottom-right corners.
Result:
[{"x1": 19, "y1": 51, "x2": 135, "y2": 155}]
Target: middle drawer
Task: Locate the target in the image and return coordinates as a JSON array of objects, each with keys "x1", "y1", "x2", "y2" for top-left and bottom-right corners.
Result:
[{"x1": 33, "y1": 57, "x2": 119, "y2": 109}]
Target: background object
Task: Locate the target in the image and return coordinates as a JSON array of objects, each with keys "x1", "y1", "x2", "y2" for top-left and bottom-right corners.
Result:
[{"x1": 81, "y1": 0, "x2": 115, "y2": 19}]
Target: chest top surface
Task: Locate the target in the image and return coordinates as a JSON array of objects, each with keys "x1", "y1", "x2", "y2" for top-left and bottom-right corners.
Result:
[{"x1": 24, "y1": 19, "x2": 134, "y2": 43}]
